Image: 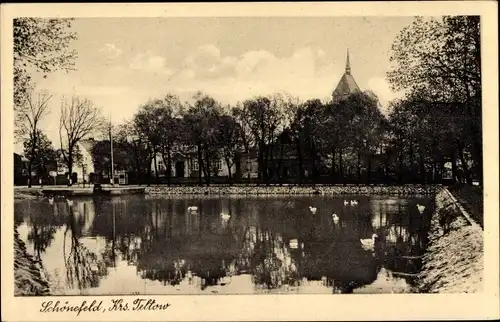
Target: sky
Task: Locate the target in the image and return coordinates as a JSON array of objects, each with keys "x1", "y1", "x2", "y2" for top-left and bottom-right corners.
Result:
[{"x1": 19, "y1": 16, "x2": 415, "y2": 153}]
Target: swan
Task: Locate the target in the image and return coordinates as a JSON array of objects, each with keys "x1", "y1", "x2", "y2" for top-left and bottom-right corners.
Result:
[
  {"x1": 332, "y1": 213, "x2": 340, "y2": 223},
  {"x1": 289, "y1": 239, "x2": 299, "y2": 249},
  {"x1": 219, "y1": 276, "x2": 232, "y2": 286},
  {"x1": 416, "y1": 204, "x2": 425, "y2": 214},
  {"x1": 309, "y1": 206, "x2": 317, "y2": 214},
  {"x1": 90, "y1": 263, "x2": 99, "y2": 273},
  {"x1": 220, "y1": 213, "x2": 231, "y2": 221},
  {"x1": 187, "y1": 206, "x2": 198, "y2": 212},
  {"x1": 350, "y1": 200, "x2": 359, "y2": 206},
  {"x1": 360, "y1": 233, "x2": 379, "y2": 251},
  {"x1": 343, "y1": 200, "x2": 349, "y2": 206}
]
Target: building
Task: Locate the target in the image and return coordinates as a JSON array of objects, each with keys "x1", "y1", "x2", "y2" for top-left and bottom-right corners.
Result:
[
  {"x1": 151, "y1": 147, "x2": 238, "y2": 180},
  {"x1": 14, "y1": 153, "x2": 29, "y2": 185},
  {"x1": 56, "y1": 138, "x2": 96, "y2": 184},
  {"x1": 332, "y1": 49, "x2": 361, "y2": 102}
]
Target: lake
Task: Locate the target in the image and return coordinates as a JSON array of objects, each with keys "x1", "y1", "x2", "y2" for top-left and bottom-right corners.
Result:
[{"x1": 14, "y1": 194, "x2": 433, "y2": 295}]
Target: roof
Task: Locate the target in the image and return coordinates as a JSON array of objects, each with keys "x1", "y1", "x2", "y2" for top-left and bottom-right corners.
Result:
[
  {"x1": 332, "y1": 49, "x2": 361, "y2": 101},
  {"x1": 332, "y1": 73, "x2": 361, "y2": 99},
  {"x1": 78, "y1": 138, "x2": 96, "y2": 154}
]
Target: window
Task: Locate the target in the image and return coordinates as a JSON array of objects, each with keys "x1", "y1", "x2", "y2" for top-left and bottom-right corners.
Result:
[
  {"x1": 158, "y1": 160, "x2": 165, "y2": 171},
  {"x1": 192, "y1": 159, "x2": 199, "y2": 171},
  {"x1": 215, "y1": 159, "x2": 223, "y2": 171}
]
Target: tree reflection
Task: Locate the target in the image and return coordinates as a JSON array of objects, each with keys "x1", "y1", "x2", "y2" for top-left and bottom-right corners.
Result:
[
  {"x1": 16, "y1": 201, "x2": 66, "y2": 262},
  {"x1": 130, "y1": 200, "x2": 241, "y2": 289},
  {"x1": 250, "y1": 229, "x2": 301, "y2": 289},
  {"x1": 63, "y1": 203, "x2": 108, "y2": 290},
  {"x1": 11, "y1": 195, "x2": 433, "y2": 294}
]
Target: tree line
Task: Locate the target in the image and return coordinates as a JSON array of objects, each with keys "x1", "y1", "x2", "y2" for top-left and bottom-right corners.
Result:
[{"x1": 14, "y1": 16, "x2": 482, "y2": 187}]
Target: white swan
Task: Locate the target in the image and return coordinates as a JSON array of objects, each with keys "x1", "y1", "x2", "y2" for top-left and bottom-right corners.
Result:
[
  {"x1": 220, "y1": 213, "x2": 231, "y2": 221},
  {"x1": 309, "y1": 206, "x2": 317, "y2": 214},
  {"x1": 350, "y1": 200, "x2": 359, "y2": 206},
  {"x1": 289, "y1": 239, "x2": 299, "y2": 249},
  {"x1": 360, "y1": 233, "x2": 379, "y2": 251},
  {"x1": 416, "y1": 204, "x2": 425, "y2": 214},
  {"x1": 332, "y1": 213, "x2": 340, "y2": 223},
  {"x1": 343, "y1": 200, "x2": 349, "y2": 206},
  {"x1": 187, "y1": 206, "x2": 198, "y2": 212},
  {"x1": 219, "y1": 276, "x2": 232, "y2": 286},
  {"x1": 90, "y1": 263, "x2": 99, "y2": 273}
]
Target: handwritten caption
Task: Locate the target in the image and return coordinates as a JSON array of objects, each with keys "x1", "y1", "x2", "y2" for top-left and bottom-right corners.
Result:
[{"x1": 40, "y1": 298, "x2": 171, "y2": 316}]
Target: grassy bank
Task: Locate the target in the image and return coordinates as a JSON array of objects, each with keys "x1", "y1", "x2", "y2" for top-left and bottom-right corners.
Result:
[
  {"x1": 418, "y1": 188, "x2": 483, "y2": 293},
  {"x1": 146, "y1": 184, "x2": 438, "y2": 196},
  {"x1": 14, "y1": 228, "x2": 50, "y2": 296}
]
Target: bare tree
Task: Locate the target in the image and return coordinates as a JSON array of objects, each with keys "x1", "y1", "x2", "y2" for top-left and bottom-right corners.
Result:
[
  {"x1": 59, "y1": 95, "x2": 105, "y2": 186},
  {"x1": 20, "y1": 90, "x2": 52, "y2": 187},
  {"x1": 14, "y1": 18, "x2": 77, "y2": 140}
]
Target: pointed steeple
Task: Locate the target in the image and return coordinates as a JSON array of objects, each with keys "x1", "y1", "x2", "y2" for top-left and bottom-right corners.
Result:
[
  {"x1": 345, "y1": 48, "x2": 351, "y2": 75},
  {"x1": 332, "y1": 48, "x2": 360, "y2": 102}
]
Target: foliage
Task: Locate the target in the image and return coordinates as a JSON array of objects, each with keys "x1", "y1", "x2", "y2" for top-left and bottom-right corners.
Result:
[
  {"x1": 13, "y1": 18, "x2": 77, "y2": 138},
  {"x1": 19, "y1": 90, "x2": 52, "y2": 186},
  {"x1": 387, "y1": 16, "x2": 481, "y2": 184},
  {"x1": 22, "y1": 130, "x2": 58, "y2": 175}
]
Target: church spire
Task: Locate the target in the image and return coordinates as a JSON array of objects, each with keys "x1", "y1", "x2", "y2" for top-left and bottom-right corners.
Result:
[
  {"x1": 332, "y1": 48, "x2": 360, "y2": 102},
  {"x1": 345, "y1": 48, "x2": 351, "y2": 75}
]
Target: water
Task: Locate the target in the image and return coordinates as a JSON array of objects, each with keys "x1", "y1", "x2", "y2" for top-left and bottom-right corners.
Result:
[{"x1": 14, "y1": 194, "x2": 433, "y2": 295}]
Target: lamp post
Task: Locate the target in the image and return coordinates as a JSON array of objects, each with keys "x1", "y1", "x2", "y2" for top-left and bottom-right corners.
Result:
[
  {"x1": 109, "y1": 122, "x2": 115, "y2": 187},
  {"x1": 82, "y1": 164, "x2": 87, "y2": 188}
]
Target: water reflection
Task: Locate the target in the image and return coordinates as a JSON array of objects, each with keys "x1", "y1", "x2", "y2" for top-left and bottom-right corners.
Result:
[{"x1": 14, "y1": 195, "x2": 432, "y2": 295}]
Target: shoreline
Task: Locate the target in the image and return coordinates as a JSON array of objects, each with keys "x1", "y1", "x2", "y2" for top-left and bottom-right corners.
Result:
[
  {"x1": 417, "y1": 188, "x2": 483, "y2": 293},
  {"x1": 14, "y1": 184, "x2": 441, "y2": 199}
]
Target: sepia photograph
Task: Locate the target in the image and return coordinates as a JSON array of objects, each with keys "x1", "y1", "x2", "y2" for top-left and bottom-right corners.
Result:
[{"x1": 2, "y1": 2, "x2": 499, "y2": 321}]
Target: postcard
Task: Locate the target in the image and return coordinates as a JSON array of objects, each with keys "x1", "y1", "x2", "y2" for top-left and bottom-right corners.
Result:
[{"x1": 1, "y1": 2, "x2": 498, "y2": 321}]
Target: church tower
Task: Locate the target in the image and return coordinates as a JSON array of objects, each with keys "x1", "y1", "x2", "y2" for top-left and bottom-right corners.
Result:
[{"x1": 332, "y1": 49, "x2": 361, "y2": 102}]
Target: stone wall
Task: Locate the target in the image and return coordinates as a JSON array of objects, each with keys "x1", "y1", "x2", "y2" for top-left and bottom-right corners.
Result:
[
  {"x1": 418, "y1": 188, "x2": 483, "y2": 293},
  {"x1": 146, "y1": 184, "x2": 438, "y2": 196}
]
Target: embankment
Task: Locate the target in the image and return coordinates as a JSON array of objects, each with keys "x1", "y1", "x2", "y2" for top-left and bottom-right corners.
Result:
[
  {"x1": 14, "y1": 228, "x2": 50, "y2": 296},
  {"x1": 146, "y1": 184, "x2": 438, "y2": 196},
  {"x1": 14, "y1": 188, "x2": 44, "y2": 200},
  {"x1": 418, "y1": 188, "x2": 483, "y2": 293}
]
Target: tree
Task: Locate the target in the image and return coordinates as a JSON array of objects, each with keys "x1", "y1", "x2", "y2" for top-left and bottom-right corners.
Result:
[
  {"x1": 389, "y1": 92, "x2": 473, "y2": 184},
  {"x1": 215, "y1": 114, "x2": 243, "y2": 183},
  {"x1": 236, "y1": 93, "x2": 290, "y2": 183},
  {"x1": 13, "y1": 18, "x2": 77, "y2": 139},
  {"x1": 59, "y1": 95, "x2": 105, "y2": 186},
  {"x1": 22, "y1": 130, "x2": 58, "y2": 182},
  {"x1": 291, "y1": 99, "x2": 325, "y2": 182},
  {"x1": 183, "y1": 92, "x2": 223, "y2": 186},
  {"x1": 157, "y1": 95, "x2": 184, "y2": 186},
  {"x1": 18, "y1": 90, "x2": 52, "y2": 187},
  {"x1": 388, "y1": 16, "x2": 481, "y2": 184},
  {"x1": 115, "y1": 122, "x2": 151, "y2": 184},
  {"x1": 133, "y1": 98, "x2": 179, "y2": 185},
  {"x1": 90, "y1": 139, "x2": 135, "y2": 179}
]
